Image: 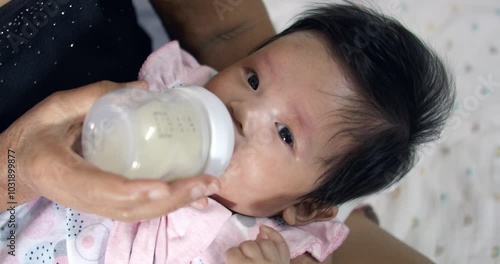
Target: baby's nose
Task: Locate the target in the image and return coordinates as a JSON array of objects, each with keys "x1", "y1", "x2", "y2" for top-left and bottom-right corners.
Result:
[
  {"x1": 228, "y1": 100, "x2": 271, "y2": 140},
  {"x1": 228, "y1": 102, "x2": 247, "y2": 136}
]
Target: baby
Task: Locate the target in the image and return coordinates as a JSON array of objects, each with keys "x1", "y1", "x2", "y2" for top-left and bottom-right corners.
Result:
[
  {"x1": 201, "y1": 0, "x2": 454, "y2": 238},
  {"x1": 0, "y1": 3, "x2": 454, "y2": 264}
]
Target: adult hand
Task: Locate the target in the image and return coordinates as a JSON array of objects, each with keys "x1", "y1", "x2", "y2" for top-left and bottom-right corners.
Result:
[
  {"x1": 225, "y1": 225, "x2": 291, "y2": 264},
  {"x1": 0, "y1": 80, "x2": 220, "y2": 221}
]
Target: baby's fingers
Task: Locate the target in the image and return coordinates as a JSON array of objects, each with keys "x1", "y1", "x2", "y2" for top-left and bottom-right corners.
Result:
[
  {"x1": 255, "y1": 239, "x2": 283, "y2": 261},
  {"x1": 225, "y1": 244, "x2": 253, "y2": 263},
  {"x1": 258, "y1": 225, "x2": 291, "y2": 262},
  {"x1": 223, "y1": 226, "x2": 291, "y2": 263}
]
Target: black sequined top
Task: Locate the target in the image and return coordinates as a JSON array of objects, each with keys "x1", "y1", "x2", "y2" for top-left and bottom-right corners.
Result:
[{"x1": 0, "y1": 0, "x2": 152, "y2": 131}]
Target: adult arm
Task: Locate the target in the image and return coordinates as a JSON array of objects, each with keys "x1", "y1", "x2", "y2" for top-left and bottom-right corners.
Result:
[
  {"x1": 151, "y1": 0, "x2": 276, "y2": 70},
  {"x1": 0, "y1": 0, "x2": 11, "y2": 8},
  {"x1": 291, "y1": 210, "x2": 434, "y2": 264},
  {"x1": 0, "y1": 81, "x2": 220, "y2": 220}
]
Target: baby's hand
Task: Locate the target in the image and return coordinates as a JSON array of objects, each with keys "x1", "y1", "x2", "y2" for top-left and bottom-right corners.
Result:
[{"x1": 224, "y1": 225, "x2": 291, "y2": 264}]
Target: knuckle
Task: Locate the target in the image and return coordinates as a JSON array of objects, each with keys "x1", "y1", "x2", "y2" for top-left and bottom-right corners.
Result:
[
  {"x1": 258, "y1": 239, "x2": 274, "y2": 248},
  {"x1": 50, "y1": 90, "x2": 65, "y2": 98},
  {"x1": 239, "y1": 240, "x2": 257, "y2": 252},
  {"x1": 94, "y1": 80, "x2": 119, "y2": 96},
  {"x1": 96, "y1": 80, "x2": 115, "y2": 87},
  {"x1": 239, "y1": 240, "x2": 252, "y2": 247},
  {"x1": 43, "y1": 91, "x2": 72, "y2": 116},
  {"x1": 224, "y1": 247, "x2": 240, "y2": 260},
  {"x1": 45, "y1": 91, "x2": 65, "y2": 105},
  {"x1": 226, "y1": 247, "x2": 239, "y2": 255}
]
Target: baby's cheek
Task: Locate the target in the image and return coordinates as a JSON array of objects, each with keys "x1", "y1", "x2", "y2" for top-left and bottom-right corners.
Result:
[
  {"x1": 219, "y1": 159, "x2": 242, "y2": 190},
  {"x1": 224, "y1": 143, "x2": 259, "y2": 177}
]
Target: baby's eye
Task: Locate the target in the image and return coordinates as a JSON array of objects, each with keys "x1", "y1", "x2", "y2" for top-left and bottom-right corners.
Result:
[
  {"x1": 246, "y1": 72, "x2": 259, "y2": 90},
  {"x1": 275, "y1": 123, "x2": 294, "y2": 147}
]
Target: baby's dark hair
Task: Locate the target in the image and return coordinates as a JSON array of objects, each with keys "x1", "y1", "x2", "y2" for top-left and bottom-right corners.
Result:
[{"x1": 256, "y1": 3, "x2": 455, "y2": 207}]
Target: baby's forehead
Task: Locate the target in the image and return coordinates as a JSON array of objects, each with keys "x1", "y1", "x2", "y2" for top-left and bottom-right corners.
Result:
[
  {"x1": 250, "y1": 34, "x2": 348, "y2": 86},
  {"x1": 252, "y1": 32, "x2": 328, "y2": 58}
]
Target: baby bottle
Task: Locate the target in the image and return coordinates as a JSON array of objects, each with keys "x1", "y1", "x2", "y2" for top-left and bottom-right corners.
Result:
[{"x1": 81, "y1": 86, "x2": 234, "y2": 181}]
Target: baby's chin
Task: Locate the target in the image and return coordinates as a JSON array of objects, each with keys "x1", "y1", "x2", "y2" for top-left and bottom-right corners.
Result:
[
  {"x1": 210, "y1": 194, "x2": 236, "y2": 209},
  {"x1": 210, "y1": 194, "x2": 281, "y2": 218}
]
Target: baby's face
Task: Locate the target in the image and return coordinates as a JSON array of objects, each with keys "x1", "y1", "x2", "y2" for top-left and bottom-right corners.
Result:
[{"x1": 205, "y1": 32, "x2": 351, "y2": 218}]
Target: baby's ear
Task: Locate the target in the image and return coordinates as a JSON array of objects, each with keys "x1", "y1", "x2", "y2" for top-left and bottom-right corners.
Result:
[{"x1": 282, "y1": 200, "x2": 338, "y2": 226}]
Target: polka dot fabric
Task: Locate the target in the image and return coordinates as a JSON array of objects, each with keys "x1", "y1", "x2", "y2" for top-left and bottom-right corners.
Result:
[
  {"x1": 354, "y1": 0, "x2": 500, "y2": 263},
  {"x1": 65, "y1": 209, "x2": 84, "y2": 238},
  {"x1": 23, "y1": 242, "x2": 55, "y2": 264},
  {"x1": 0, "y1": 198, "x2": 113, "y2": 263}
]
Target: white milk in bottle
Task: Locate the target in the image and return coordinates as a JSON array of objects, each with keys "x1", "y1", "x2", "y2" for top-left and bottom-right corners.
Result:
[{"x1": 82, "y1": 86, "x2": 234, "y2": 181}]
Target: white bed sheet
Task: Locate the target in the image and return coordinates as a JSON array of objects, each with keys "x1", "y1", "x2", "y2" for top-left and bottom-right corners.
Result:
[{"x1": 132, "y1": 0, "x2": 500, "y2": 263}]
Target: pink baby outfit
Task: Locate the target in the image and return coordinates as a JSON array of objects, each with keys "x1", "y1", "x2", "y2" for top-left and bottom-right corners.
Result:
[
  {"x1": 106, "y1": 199, "x2": 347, "y2": 264},
  {"x1": 0, "y1": 198, "x2": 113, "y2": 264},
  {"x1": 104, "y1": 41, "x2": 349, "y2": 263},
  {"x1": 0, "y1": 41, "x2": 349, "y2": 264}
]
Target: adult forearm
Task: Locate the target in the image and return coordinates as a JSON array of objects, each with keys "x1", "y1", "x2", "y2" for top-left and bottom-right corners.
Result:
[
  {"x1": 290, "y1": 210, "x2": 434, "y2": 264},
  {"x1": 150, "y1": 0, "x2": 275, "y2": 70},
  {"x1": 328, "y1": 211, "x2": 434, "y2": 264}
]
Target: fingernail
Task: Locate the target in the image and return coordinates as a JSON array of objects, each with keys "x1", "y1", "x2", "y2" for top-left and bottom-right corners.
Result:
[
  {"x1": 190, "y1": 182, "x2": 219, "y2": 201},
  {"x1": 190, "y1": 184, "x2": 206, "y2": 201},
  {"x1": 148, "y1": 189, "x2": 170, "y2": 200},
  {"x1": 205, "y1": 182, "x2": 219, "y2": 196},
  {"x1": 259, "y1": 226, "x2": 270, "y2": 239}
]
